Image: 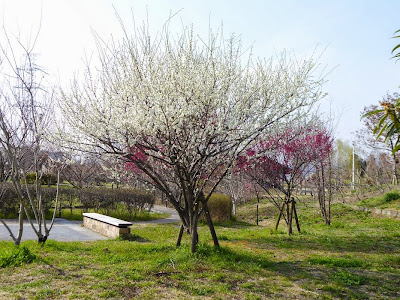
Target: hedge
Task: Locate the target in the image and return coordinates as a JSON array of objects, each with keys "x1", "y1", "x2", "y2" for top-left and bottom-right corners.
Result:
[{"x1": 0, "y1": 184, "x2": 155, "y2": 218}]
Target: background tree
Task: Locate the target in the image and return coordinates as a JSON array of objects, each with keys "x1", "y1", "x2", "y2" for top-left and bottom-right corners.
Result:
[
  {"x1": 61, "y1": 156, "x2": 104, "y2": 190},
  {"x1": 357, "y1": 93, "x2": 400, "y2": 184},
  {"x1": 59, "y1": 20, "x2": 326, "y2": 252},
  {"x1": 219, "y1": 172, "x2": 250, "y2": 216}
]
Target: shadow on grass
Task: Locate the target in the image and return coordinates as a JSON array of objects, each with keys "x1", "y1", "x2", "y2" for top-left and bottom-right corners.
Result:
[
  {"x1": 268, "y1": 260, "x2": 400, "y2": 299},
  {"x1": 211, "y1": 219, "x2": 255, "y2": 228},
  {"x1": 242, "y1": 232, "x2": 400, "y2": 254},
  {"x1": 191, "y1": 244, "x2": 400, "y2": 299},
  {"x1": 117, "y1": 234, "x2": 151, "y2": 243}
]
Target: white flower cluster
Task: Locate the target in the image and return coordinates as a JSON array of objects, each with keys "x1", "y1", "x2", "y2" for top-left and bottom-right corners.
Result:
[{"x1": 59, "y1": 22, "x2": 326, "y2": 204}]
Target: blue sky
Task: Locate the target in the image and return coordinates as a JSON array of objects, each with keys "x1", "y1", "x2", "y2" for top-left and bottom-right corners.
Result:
[{"x1": 1, "y1": 0, "x2": 399, "y2": 142}]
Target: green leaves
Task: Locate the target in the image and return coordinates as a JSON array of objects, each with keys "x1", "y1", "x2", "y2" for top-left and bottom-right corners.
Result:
[
  {"x1": 391, "y1": 29, "x2": 400, "y2": 61},
  {"x1": 361, "y1": 97, "x2": 400, "y2": 154}
]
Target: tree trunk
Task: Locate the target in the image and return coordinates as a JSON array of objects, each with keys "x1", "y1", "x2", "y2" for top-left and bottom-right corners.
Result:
[
  {"x1": 275, "y1": 200, "x2": 287, "y2": 230},
  {"x1": 190, "y1": 217, "x2": 199, "y2": 253},
  {"x1": 203, "y1": 201, "x2": 219, "y2": 247},
  {"x1": 293, "y1": 199, "x2": 301, "y2": 232},
  {"x1": 16, "y1": 199, "x2": 24, "y2": 245},
  {"x1": 190, "y1": 203, "x2": 200, "y2": 253},
  {"x1": 176, "y1": 224, "x2": 184, "y2": 247},
  {"x1": 288, "y1": 198, "x2": 293, "y2": 235},
  {"x1": 392, "y1": 153, "x2": 398, "y2": 185}
]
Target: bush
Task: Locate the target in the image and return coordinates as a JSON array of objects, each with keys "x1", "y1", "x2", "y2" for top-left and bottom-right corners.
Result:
[
  {"x1": 383, "y1": 190, "x2": 400, "y2": 202},
  {"x1": 201, "y1": 193, "x2": 232, "y2": 222}
]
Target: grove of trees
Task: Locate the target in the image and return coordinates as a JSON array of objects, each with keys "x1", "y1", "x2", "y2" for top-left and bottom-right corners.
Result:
[{"x1": 2, "y1": 16, "x2": 399, "y2": 254}]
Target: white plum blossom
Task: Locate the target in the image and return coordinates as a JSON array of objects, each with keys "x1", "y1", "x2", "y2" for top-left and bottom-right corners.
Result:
[{"x1": 60, "y1": 22, "x2": 326, "y2": 252}]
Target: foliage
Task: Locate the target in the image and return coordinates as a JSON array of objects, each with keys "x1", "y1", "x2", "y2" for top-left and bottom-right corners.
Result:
[
  {"x1": 0, "y1": 183, "x2": 18, "y2": 218},
  {"x1": 362, "y1": 95, "x2": 400, "y2": 154},
  {"x1": 392, "y1": 29, "x2": 400, "y2": 61},
  {"x1": 0, "y1": 246, "x2": 37, "y2": 268},
  {"x1": 0, "y1": 185, "x2": 156, "y2": 220},
  {"x1": 52, "y1": 207, "x2": 168, "y2": 222}
]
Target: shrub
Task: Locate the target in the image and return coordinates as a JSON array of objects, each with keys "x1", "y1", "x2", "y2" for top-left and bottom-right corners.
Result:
[
  {"x1": 383, "y1": 190, "x2": 400, "y2": 202},
  {"x1": 201, "y1": 193, "x2": 232, "y2": 222},
  {"x1": 0, "y1": 246, "x2": 37, "y2": 268}
]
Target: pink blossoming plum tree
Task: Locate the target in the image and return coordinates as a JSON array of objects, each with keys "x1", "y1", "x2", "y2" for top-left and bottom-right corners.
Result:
[{"x1": 237, "y1": 124, "x2": 333, "y2": 233}]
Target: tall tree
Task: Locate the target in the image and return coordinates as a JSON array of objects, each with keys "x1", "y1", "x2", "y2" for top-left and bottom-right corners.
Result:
[{"x1": 59, "y1": 20, "x2": 326, "y2": 252}]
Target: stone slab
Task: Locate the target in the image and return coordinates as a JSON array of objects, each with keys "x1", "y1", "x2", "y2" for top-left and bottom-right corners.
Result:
[{"x1": 82, "y1": 213, "x2": 132, "y2": 228}]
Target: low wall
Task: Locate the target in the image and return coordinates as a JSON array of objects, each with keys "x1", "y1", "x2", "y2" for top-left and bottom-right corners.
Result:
[{"x1": 83, "y1": 213, "x2": 132, "y2": 239}]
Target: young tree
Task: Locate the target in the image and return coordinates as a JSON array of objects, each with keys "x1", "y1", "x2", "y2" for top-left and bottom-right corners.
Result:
[
  {"x1": 220, "y1": 172, "x2": 250, "y2": 216},
  {"x1": 0, "y1": 27, "x2": 60, "y2": 244},
  {"x1": 59, "y1": 20, "x2": 326, "y2": 252}
]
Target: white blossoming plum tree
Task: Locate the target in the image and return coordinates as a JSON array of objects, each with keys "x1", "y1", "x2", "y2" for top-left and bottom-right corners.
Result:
[{"x1": 60, "y1": 20, "x2": 326, "y2": 252}]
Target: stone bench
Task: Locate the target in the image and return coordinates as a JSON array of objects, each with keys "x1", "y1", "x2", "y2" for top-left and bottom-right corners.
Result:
[{"x1": 83, "y1": 213, "x2": 132, "y2": 239}]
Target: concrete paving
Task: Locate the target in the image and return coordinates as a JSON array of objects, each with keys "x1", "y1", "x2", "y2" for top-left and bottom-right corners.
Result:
[
  {"x1": 0, "y1": 205, "x2": 180, "y2": 242},
  {"x1": 0, "y1": 218, "x2": 109, "y2": 242},
  {"x1": 132, "y1": 204, "x2": 180, "y2": 225}
]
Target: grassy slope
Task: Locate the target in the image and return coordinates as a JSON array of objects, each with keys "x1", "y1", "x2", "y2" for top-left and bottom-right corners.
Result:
[
  {"x1": 357, "y1": 190, "x2": 400, "y2": 211},
  {"x1": 0, "y1": 199, "x2": 399, "y2": 299}
]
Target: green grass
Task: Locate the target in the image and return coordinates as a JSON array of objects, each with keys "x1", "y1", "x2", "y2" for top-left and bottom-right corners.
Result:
[
  {"x1": 357, "y1": 189, "x2": 400, "y2": 210},
  {"x1": 0, "y1": 199, "x2": 399, "y2": 299}
]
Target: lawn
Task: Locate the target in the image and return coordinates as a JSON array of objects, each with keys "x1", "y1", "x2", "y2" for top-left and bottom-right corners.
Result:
[{"x1": 0, "y1": 199, "x2": 399, "y2": 299}]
